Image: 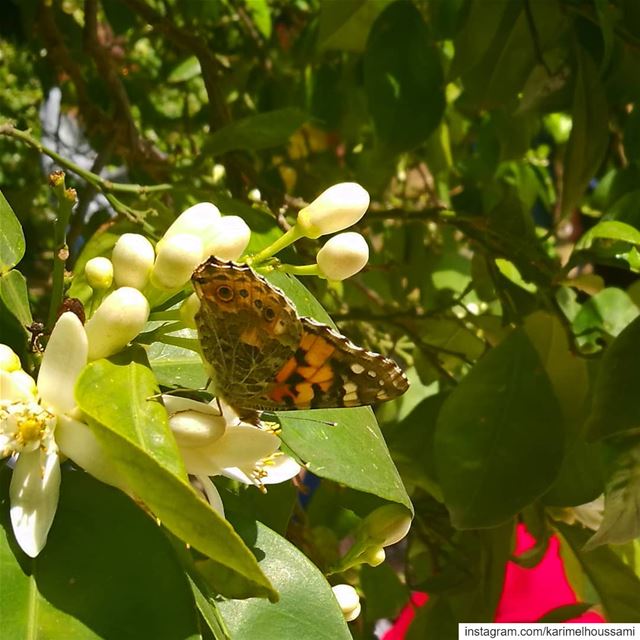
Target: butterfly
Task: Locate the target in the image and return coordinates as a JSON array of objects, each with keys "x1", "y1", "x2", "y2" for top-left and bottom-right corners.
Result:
[{"x1": 191, "y1": 257, "x2": 409, "y2": 412}]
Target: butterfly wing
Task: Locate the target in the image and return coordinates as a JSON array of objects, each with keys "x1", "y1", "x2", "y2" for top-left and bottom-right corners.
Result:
[
  {"x1": 192, "y1": 258, "x2": 301, "y2": 409},
  {"x1": 265, "y1": 317, "x2": 409, "y2": 410},
  {"x1": 192, "y1": 257, "x2": 409, "y2": 412}
]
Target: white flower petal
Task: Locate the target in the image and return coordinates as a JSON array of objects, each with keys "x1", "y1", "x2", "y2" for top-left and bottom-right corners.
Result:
[
  {"x1": 260, "y1": 454, "x2": 302, "y2": 484},
  {"x1": 1, "y1": 370, "x2": 36, "y2": 402},
  {"x1": 56, "y1": 415, "x2": 125, "y2": 490},
  {"x1": 162, "y1": 394, "x2": 221, "y2": 417},
  {"x1": 169, "y1": 410, "x2": 226, "y2": 448},
  {"x1": 210, "y1": 424, "x2": 280, "y2": 468},
  {"x1": 180, "y1": 424, "x2": 279, "y2": 475},
  {"x1": 219, "y1": 466, "x2": 254, "y2": 485},
  {"x1": 193, "y1": 474, "x2": 225, "y2": 517},
  {"x1": 10, "y1": 448, "x2": 61, "y2": 557},
  {"x1": 0, "y1": 344, "x2": 21, "y2": 372},
  {"x1": 38, "y1": 312, "x2": 88, "y2": 413}
]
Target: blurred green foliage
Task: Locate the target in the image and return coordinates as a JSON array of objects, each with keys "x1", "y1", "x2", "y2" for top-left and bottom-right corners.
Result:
[{"x1": 2, "y1": 0, "x2": 640, "y2": 637}]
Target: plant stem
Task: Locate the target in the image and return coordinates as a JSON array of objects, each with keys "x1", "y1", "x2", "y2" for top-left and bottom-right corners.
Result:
[
  {"x1": 247, "y1": 226, "x2": 304, "y2": 265},
  {"x1": 276, "y1": 263, "x2": 320, "y2": 276},
  {"x1": 0, "y1": 124, "x2": 172, "y2": 195},
  {"x1": 47, "y1": 172, "x2": 76, "y2": 328}
]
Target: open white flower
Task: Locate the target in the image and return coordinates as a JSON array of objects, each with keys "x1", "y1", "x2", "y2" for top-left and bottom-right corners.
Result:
[
  {"x1": 163, "y1": 395, "x2": 301, "y2": 516},
  {"x1": 0, "y1": 313, "x2": 88, "y2": 557}
]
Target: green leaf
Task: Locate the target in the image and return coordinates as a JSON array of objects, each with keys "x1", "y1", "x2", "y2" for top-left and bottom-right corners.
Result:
[
  {"x1": 147, "y1": 333, "x2": 208, "y2": 389},
  {"x1": 542, "y1": 436, "x2": 605, "y2": 507},
  {"x1": 360, "y1": 562, "x2": 409, "y2": 622},
  {"x1": 435, "y1": 329, "x2": 564, "y2": 529},
  {"x1": 561, "y1": 48, "x2": 610, "y2": 217},
  {"x1": 246, "y1": 0, "x2": 271, "y2": 39},
  {"x1": 585, "y1": 439, "x2": 640, "y2": 549},
  {"x1": 279, "y1": 407, "x2": 411, "y2": 511},
  {"x1": 0, "y1": 189, "x2": 25, "y2": 273},
  {"x1": 494, "y1": 258, "x2": 537, "y2": 293},
  {"x1": 0, "y1": 269, "x2": 32, "y2": 330},
  {"x1": 388, "y1": 393, "x2": 446, "y2": 500},
  {"x1": 454, "y1": 1, "x2": 569, "y2": 109},
  {"x1": 168, "y1": 55, "x2": 202, "y2": 83},
  {"x1": 0, "y1": 466, "x2": 199, "y2": 639},
  {"x1": 556, "y1": 522, "x2": 640, "y2": 622},
  {"x1": 217, "y1": 519, "x2": 351, "y2": 640},
  {"x1": 75, "y1": 348, "x2": 277, "y2": 601},
  {"x1": 537, "y1": 602, "x2": 595, "y2": 623},
  {"x1": 576, "y1": 220, "x2": 640, "y2": 250},
  {"x1": 586, "y1": 314, "x2": 640, "y2": 440},
  {"x1": 317, "y1": 0, "x2": 392, "y2": 52},
  {"x1": 574, "y1": 288, "x2": 639, "y2": 344},
  {"x1": 523, "y1": 311, "x2": 589, "y2": 430},
  {"x1": 364, "y1": 0, "x2": 445, "y2": 153},
  {"x1": 202, "y1": 108, "x2": 308, "y2": 156}
]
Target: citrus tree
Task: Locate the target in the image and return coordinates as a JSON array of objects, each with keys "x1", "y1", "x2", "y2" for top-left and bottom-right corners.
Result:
[{"x1": 2, "y1": 0, "x2": 640, "y2": 637}]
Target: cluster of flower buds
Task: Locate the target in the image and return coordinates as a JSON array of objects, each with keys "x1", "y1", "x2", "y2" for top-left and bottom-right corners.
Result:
[
  {"x1": 249, "y1": 182, "x2": 372, "y2": 282},
  {"x1": 81, "y1": 204, "x2": 253, "y2": 357}
]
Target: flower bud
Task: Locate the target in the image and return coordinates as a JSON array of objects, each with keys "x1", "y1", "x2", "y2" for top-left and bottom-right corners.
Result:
[
  {"x1": 363, "y1": 546, "x2": 386, "y2": 567},
  {"x1": 151, "y1": 234, "x2": 204, "y2": 290},
  {"x1": 111, "y1": 233, "x2": 155, "y2": 290},
  {"x1": 363, "y1": 504, "x2": 412, "y2": 547},
  {"x1": 296, "y1": 183, "x2": 370, "y2": 239},
  {"x1": 162, "y1": 202, "x2": 221, "y2": 243},
  {"x1": 0, "y1": 344, "x2": 21, "y2": 372},
  {"x1": 85, "y1": 287, "x2": 150, "y2": 360},
  {"x1": 331, "y1": 584, "x2": 361, "y2": 622},
  {"x1": 204, "y1": 216, "x2": 251, "y2": 261},
  {"x1": 180, "y1": 293, "x2": 201, "y2": 329},
  {"x1": 316, "y1": 232, "x2": 369, "y2": 281},
  {"x1": 84, "y1": 257, "x2": 114, "y2": 290}
]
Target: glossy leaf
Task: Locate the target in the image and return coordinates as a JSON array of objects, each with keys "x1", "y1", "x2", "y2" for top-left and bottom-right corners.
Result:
[
  {"x1": 203, "y1": 108, "x2": 308, "y2": 156},
  {"x1": 0, "y1": 466, "x2": 199, "y2": 639},
  {"x1": 0, "y1": 269, "x2": 33, "y2": 330},
  {"x1": 317, "y1": 0, "x2": 392, "y2": 52},
  {"x1": 435, "y1": 329, "x2": 564, "y2": 529},
  {"x1": 586, "y1": 315, "x2": 640, "y2": 439},
  {"x1": 557, "y1": 522, "x2": 640, "y2": 622},
  {"x1": 454, "y1": 1, "x2": 568, "y2": 109},
  {"x1": 217, "y1": 519, "x2": 351, "y2": 640},
  {"x1": 279, "y1": 407, "x2": 411, "y2": 510},
  {"x1": 75, "y1": 349, "x2": 277, "y2": 601},
  {"x1": 168, "y1": 56, "x2": 201, "y2": 83},
  {"x1": 585, "y1": 439, "x2": 640, "y2": 549},
  {"x1": 561, "y1": 48, "x2": 609, "y2": 216},
  {"x1": 364, "y1": 0, "x2": 445, "y2": 152},
  {"x1": 576, "y1": 220, "x2": 640, "y2": 250},
  {"x1": 0, "y1": 189, "x2": 25, "y2": 273}
]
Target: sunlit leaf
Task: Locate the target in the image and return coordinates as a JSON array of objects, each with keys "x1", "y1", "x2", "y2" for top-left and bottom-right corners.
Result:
[
  {"x1": 75, "y1": 348, "x2": 277, "y2": 601},
  {"x1": 0, "y1": 189, "x2": 25, "y2": 273},
  {"x1": 0, "y1": 466, "x2": 199, "y2": 639},
  {"x1": 218, "y1": 519, "x2": 351, "y2": 640}
]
